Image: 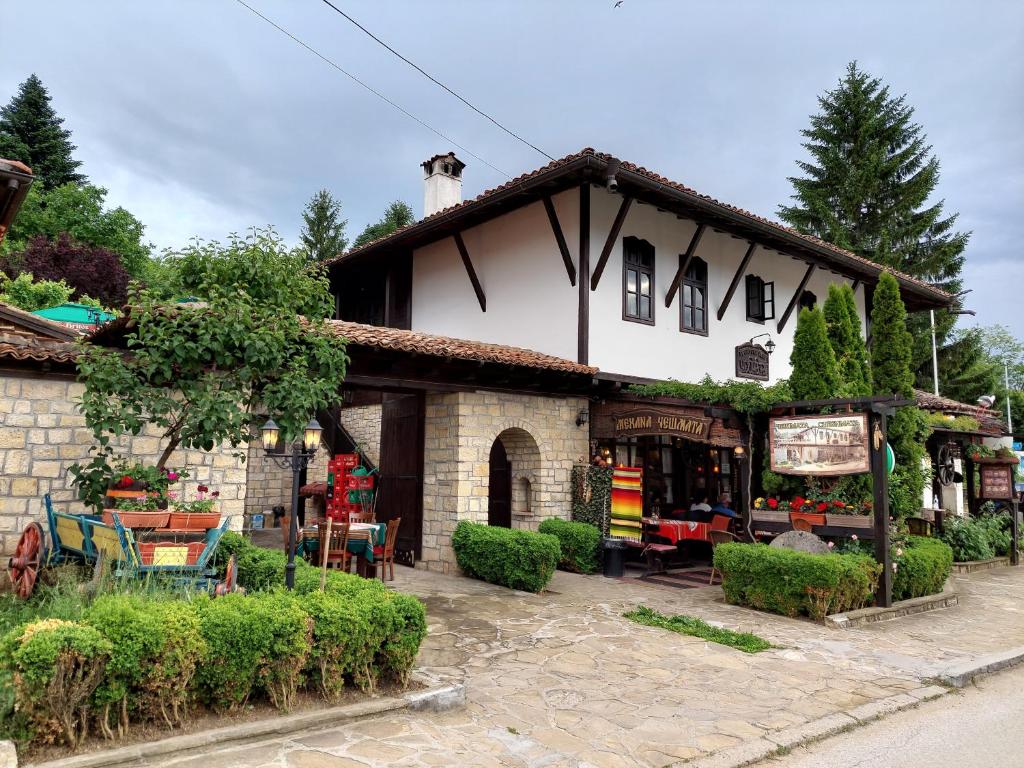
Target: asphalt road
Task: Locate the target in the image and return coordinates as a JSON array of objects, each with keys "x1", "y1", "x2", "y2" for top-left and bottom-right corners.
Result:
[{"x1": 752, "y1": 665, "x2": 1024, "y2": 768}]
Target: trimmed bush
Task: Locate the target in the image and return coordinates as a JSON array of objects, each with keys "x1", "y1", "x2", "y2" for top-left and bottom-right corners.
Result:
[
  {"x1": 714, "y1": 543, "x2": 880, "y2": 620},
  {"x1": 378, "y1": 593, "x2": 428, "y2": 686},
  {"x1": 940, "y1": 516, "x2": 995, "y2": 562},
  {"x1": 452, "y1": 521, "x2": 560, "y2": 593},
  {"x1": 538, "y1": 518, "x2": 601, "y2": 574},
  {"x1": 892, "y1": 537, "x2": 953, "y2": 601},
  {"x1": 193, "y1": 594, "x2": 267, "y2": 710}
]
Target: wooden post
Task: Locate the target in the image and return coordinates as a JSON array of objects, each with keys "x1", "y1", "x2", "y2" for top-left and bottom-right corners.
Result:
[
  {"x1": 870, "y1": 408, "x2": 893, "y2": 607},
  {"x1": 1012, "y1": 500, "x2": 1020, "y2": 567},
  {"x1": 965, "y1": 453, "x2": 977, "y2": 517},
  {"x1": 320, "y1": 517, "x2": 332, "y2": 591}
]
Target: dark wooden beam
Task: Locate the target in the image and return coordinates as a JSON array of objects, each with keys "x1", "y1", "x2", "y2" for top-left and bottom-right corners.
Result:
[
  {"x1": 452, "y1": 232, "x2": 486, "y2": 312},
  {"x1": 716, "y1": 242, "x2": 757, "y2": 321},
  {"x1": 578, "y1": 183, "x2": 590, "y2": 365},
  {"x1": 542, "y1": 195, "x2": 576, "y2": 286},
  {"x1": 589, "y1": 195, "x2": 633, "y2": 290},
  {"x1": 851, "y1": 279, "x2": 860, "y2": 294},
  {"x1": 664, "y1": 224, "x2": 707, "y2": 308},
  {"x1": 776, "y1": 263, "x2": 816, "y2": 333}
]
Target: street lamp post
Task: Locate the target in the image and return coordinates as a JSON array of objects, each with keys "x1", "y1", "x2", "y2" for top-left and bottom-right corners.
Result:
[{"x1": 260, "y1": 417, "x2": 323, "y2": 589}]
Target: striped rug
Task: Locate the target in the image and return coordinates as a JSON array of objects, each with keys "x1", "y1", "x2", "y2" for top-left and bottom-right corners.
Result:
[
  {"x1": 635, "y1": 567, "x2": 720, "y2": 590},
  {"x1": 609, "y1": 466, "x2": 643, "y2": 541}
]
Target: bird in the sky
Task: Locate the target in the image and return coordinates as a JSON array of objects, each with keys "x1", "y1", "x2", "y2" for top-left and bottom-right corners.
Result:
[{"x1": 614, "y1": 1, "x2": 623, "y2": 7}]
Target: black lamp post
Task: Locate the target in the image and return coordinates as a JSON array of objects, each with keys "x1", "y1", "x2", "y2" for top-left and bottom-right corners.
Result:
[{"x1": 260, "y1": 416, "x2": 323, "y2": 589}]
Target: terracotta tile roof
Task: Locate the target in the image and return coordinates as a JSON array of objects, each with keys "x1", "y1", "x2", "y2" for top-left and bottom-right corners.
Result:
[
  {"x1": 0, "y1": 302, "x2": 79, "y2": 364},
  {"x1": 326, "y1": 320, "x2": 596, "y2": 375},
  {"x1": 328, "y1": 148, "x2": 951, "y2": 305},
  {"x1": 915, "y1": 389, "x2": 1007, "y2": 435}
]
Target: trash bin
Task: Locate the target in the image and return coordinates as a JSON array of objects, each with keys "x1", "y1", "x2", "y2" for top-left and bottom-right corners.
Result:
[{"x1": 602, "y1": 537, "x2": 627, "y2": 578}]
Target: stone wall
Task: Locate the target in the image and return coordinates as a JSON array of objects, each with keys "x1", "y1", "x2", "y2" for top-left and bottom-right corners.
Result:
[
  {"x1": 339, "y1": 404, "x2": 382, "y2": 467},
  {"x1": 420, "y1": 390, "x2": 589, "y2": 573},
  {"x1": 244, "y1": 437, "x2": 329, "y2": 523},
  {"x1": 0, "y1": 372, "x2": 248, "y2": 554}
]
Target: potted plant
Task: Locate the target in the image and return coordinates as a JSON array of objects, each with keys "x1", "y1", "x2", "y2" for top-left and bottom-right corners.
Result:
[
  {"x1": 789, "y1": 496, "x2": 828, "y2": 527},
  {"x1": 168, "y1": 486, "x2": 221, "y2": 530},
  {"x1": 103, "y1": 496, "x2": 170, "y2": 528}
]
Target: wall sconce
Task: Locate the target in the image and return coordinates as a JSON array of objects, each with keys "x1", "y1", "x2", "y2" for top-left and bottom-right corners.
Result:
[
  {"x1": 733, "y1": 445, "x2": 747, "y2": 460},
  {"x1": 750, "y1": 333, "x2": 776, "y2": 355},
  {"x1": 576, "y1": 409, "x2": 589, "y2": 427}
]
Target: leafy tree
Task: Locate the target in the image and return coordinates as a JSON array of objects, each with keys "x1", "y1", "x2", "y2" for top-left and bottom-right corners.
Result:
[
  {"x1": 0, "y1": 271, "x2": 72, "y2": 311},
  {"x1": 779, "y1": 62, "x2": 970, "y2": 387},
  {"x1": 789, "y1": 307, "x2": 840, "y2": 400},
  {"x1": 351, "y1": 201, "x2": 414, "y2": 250},
  {"x1": 299, "y1": 189, "x2": 348, "y2": 261},
  {"x1": 823, "y1": 284, "x2": 870, "y2": 396},
  {"x1": 0, "y1": 74, "x2": 86, "y2": 189},
  {"x1": 14, "y1": 234, "x2": 130, "y2": 308},
  {"x1": 870, "y1": 272, "x2": 930, "y2": 518},
  {"x1": 3, "y1": 184, "x2": 151, "y2": 277},
  {"x1": 72, "y1": 229, "x2": 348, "y2": 509}
]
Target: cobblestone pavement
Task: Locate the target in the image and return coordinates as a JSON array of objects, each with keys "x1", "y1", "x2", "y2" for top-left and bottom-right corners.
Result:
[{"x1": 151, "y1": 566, "x2": 1024, "y2": 768}]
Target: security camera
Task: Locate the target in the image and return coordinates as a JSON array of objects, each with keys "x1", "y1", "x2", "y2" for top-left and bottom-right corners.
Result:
[{"x1": 977, "y1": 394, "x2": 996, "y2": 408}]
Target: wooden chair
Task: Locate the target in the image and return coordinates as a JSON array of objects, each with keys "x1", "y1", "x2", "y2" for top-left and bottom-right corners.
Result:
[
  {"x1": 281, "y1": 515, "x2": 304, "y2": 554},
  {"x1": 348, "y1": 511, "x2": 374, "y2": 524},
  {"x1": 708, "y1": 529, "x2": 740, "y2": 584},
  {"x1": 346, "y1": 528, "x2": 372, "y2": 575},
  {"x1": 318, "y1": 522, "x2": 352, "y2": 571},
  {"x1": 373, "y1": 518, "x2": 401, "y2": 581}
]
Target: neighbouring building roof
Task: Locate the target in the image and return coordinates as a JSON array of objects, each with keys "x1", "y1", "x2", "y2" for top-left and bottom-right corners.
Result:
[
  {"x1": 32, "y1": 302, "x2": 116, "y2": 329},
  {"x1": 326, "y1": 319, "x2": 597, "y2": 375},
  {"x1": 915, "y1": 389, "x2": 1007, "y2": 436},
  {"x1": 327, "y1": 148, "x2": 952, "y2": 311},
  {"x1": 0, "y1": 302, "x2": 79, "y2": 366},
  {"x1": 0, "y1": 158, "x2": 34, "y2": 243}
]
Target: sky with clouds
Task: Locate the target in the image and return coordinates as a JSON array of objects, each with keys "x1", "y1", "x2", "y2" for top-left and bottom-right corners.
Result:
[{"x1": 4, "y1": 1, "x2": 1022, "y2": 335}]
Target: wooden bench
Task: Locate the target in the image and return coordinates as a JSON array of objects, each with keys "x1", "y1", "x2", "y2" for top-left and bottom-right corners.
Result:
[{"x1": 624, "y1": 539, "x2": 678, "y2": 576}]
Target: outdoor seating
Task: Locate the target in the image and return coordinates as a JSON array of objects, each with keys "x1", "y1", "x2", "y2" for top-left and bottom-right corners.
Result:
[
  {"x1": 318, "y1": 521, "x2": 352, "y2": 570},
  {"x1": 348, "y1": 511, "x2": 375, "y2": 524},
  {"x1": 709, "y1": 514, "x2": 732, "y2": 532},
  {"x1": 373, "y1": 517, "x2": 401, "y2": 581},
  {"x1": 708, "y1": 528, "x2": 740, "y2": 584}
]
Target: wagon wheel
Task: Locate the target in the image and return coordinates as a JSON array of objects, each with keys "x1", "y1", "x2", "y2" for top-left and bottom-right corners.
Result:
[
  {"x1": 8, "y1": 522, "x2": 45, "y2": 599},
  {"x1": 214, "y1": 554, "x2": 239, "y2": 597},
  {"x1": 937, "y1": 442, "x2": 957, "y2": 487}
]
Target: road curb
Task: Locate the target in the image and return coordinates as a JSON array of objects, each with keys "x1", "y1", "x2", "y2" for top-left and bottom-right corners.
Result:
[
  {"x1": 24, "y1": 674, "x2": 464, "y2": 768},
  {"x1": 937, "y1": 646, "x2": 1024, "y2": 688},
  {"x1": 673, "y1": 685, "x2": 948, "y2": 768}
]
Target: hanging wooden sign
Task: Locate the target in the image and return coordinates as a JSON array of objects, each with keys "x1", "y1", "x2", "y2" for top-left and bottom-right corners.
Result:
[
  {"x1": 978, "y1": 460, "x2": 1015, "y2": 500},
  {"x1": 611, "y1": 407, "x2": 712, "y2": 439},
  {"x1": 735, "y1": 342, "x2": 770, "y2": 381}
]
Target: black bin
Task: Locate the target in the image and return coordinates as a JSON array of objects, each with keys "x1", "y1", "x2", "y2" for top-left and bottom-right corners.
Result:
[{"x1": 602, "y1": 537, "x2": 627, "y2": 578}]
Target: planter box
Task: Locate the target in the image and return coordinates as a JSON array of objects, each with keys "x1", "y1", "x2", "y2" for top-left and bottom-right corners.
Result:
[
  {"x1": 750, "y1": 510, "x2": 790, "y2": 524},
  {"x1": 790, "y1": 511, "x2": 827, "y2": 527},
  {"x1": 102, "y1": 509, "x2": 169, "y2": 528},
  {"x1": 168, "y1": 512, "x2": 221, "y2": 530},
  {"x1": 825, "y1": 514, "x2": 873, "y2": 529}
]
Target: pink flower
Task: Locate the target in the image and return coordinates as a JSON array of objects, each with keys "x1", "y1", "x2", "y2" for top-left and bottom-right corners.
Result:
[
  {"x1": 892, "y1": 562, "x2": 899, "y2": 573},
  {"x1": 851, "y1": 534, "x2": 858, "y2": 541},
  {"x1": 827, "y1": 541, "x2": 835, "y2": 549},
  {"x1": 166, "y1": 471, "x2": 179, "y2": 482}
]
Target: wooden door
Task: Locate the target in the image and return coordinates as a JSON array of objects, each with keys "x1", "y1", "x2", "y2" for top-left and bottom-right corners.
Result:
[
  {"x1": 377, "y1": 393, "x2": 424, "y2": 559},
  {"x1": 488, "y1": 438, "x2": 512, "y2": 528}
]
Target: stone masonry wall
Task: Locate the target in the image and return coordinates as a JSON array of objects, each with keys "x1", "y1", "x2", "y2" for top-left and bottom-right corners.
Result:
[
  {"x1": 420, "y1": 390, "x2": 589, "y2": 573},
  {"x1": 0, "y1": 372, "x2": 248, "y2": 554},
  {"x1": 339, "y1": 404, "x2": 382, "y2": 467}
]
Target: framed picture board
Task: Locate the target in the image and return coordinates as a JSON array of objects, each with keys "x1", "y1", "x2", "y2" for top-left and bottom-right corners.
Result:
[{"x1": 769, "y1": 413, "x2": 870, "y2": 477}]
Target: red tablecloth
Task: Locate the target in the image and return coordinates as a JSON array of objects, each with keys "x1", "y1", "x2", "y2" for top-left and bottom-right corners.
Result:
[{"x1": 642, "y1": 518, "x2": 710, "y2": 544}]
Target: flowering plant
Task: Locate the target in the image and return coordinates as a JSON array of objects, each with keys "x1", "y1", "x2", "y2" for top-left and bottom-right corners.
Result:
[{"x1": 754, "y1": 497, "x2": 790, "y2": 511}]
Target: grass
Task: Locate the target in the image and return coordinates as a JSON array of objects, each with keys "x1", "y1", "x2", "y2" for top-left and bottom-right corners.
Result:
[{"x1": 623, "y1": 605, "x2": 773, "y2": 654}]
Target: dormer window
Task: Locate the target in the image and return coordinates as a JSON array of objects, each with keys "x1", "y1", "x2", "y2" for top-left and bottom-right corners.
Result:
[
  {"x1": 681, "y1": 257, "x2": 708, "y2": 335},
  {"x1": 745, "y1": 275, "x2": 775, "y2": 322},
  {"x1": 623, "y1": 237, "x2": 654, "y2": 324}
]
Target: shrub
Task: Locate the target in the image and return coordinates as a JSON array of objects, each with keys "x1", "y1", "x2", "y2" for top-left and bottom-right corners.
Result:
[
  {"x1": 452, "y1": 522, "x2": 560, "y2": 593},
  {"x1": 378, "y1": 593, "x2": 427, "y2": 686},
  {"x1": 193, "y1": 594, "x2": 268, "y2": 710},
  {"x1": 977, "y1": 514, "x2": 1013, "y2": 557},
  {"x1": 892, "y1": 537, "x2": 953, "y2": 601},
  {"x1": 300, "y1": 590, "x2": 371, "y2": 700},
  {"x1": 248, "y1": 592, "x2": 312, "y2": 711},
  {"x1": 713, "y1": 543, "x2": 880, "y2": 620},
  {"x1": 139, "y1": 601, "x2": 206, "y2": 727},
  {"x1": 940, "y1": 516, "x2": 995, "y2": 562},
  {"x1": 538, "y1": 518, "x2": 601, "y2": 574}
]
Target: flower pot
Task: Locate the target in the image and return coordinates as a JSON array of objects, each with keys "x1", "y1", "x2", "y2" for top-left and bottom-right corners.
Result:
[
  {"x1": 103, "y1": 510, "x2": 170, "y2": 528},
  {"x1": 168, "y1": 512, "x2": 221, "y2": 530},
  {"x1": 789, "y1": 511, "x2": 827, "y2": 528}
]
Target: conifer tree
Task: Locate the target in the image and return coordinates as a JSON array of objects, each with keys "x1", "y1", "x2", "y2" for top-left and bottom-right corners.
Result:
[
  {"x1": 824, "y1": 284, "x2": 870, "y2": 396},
  {"x1": 780, "y1": 62, "x2": 969, "y2": 388},
  {"x1": 789, "y1": 307, "x2": 840, "y2": 400},
  {"x1": 299, "y1": 189, "x2": 348, "y2": 261},
  {"x1": 0, "y1": 74, "x2": 86, "y2": 189},
  {"x1": 352, "y1": 201, "x2": 415, "y2": 250}
]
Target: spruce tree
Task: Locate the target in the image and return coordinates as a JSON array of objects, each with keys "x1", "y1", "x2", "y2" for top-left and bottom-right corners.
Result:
[
  {"x1": 0, "y1": 74, "x2": 86, "y2": 189},
  {"x1": 352, "y1": 200, "x2": 415, "y2": 249},
  {"x1": 299, "y1": 189, "x2": 348, "y2": 261},
  {"x1": 780, "y1": 62, "x2": 969, "y2": 388},
  {"x1": 789, "y1": 307, "x2": 841, "y2": 400}
]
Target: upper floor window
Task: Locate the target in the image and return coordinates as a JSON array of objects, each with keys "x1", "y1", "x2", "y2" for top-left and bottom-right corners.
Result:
[
  {"x1": 745, "y1": 275, "x2": 775, "y2": 322},
  {"x1": 623, "y1": 237, "x2": 654, "y2": 324},
  {"x1": 799, "y1": 290, "x2": 817, "y2": 311},
  {"x1": 681, "y1": 257, "x2": 708, "y2": 335}
]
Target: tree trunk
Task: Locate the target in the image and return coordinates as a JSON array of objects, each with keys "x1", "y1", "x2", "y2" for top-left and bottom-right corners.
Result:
[{"x1": 156, "y1": 433, "x2": 182, "y2": 471}]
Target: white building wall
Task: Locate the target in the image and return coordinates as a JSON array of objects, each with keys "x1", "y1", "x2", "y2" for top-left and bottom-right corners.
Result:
[{"x1": 411, "y1": 188, "x2": 579, "y2": 361}]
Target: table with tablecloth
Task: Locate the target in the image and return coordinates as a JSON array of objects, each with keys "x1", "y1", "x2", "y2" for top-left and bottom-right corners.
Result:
[
  {"x1": 642, "y1": 518, "x2": 710, "y2": 544},
  {"x1": 300, "y1": 521, "x2": 386, "y2": 562}
]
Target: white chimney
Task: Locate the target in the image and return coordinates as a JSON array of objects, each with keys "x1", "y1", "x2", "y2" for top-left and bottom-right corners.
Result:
[{"x1": 422, "y1": 152, "x2": 464, "y2": 217}]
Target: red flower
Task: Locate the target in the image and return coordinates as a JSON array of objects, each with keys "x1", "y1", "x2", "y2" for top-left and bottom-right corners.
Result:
[
  {"x1": 197, "y1": 485, "x2": 209, "y2": 493},
  {"x1": 117, "y1": 475, "x2": 134, "y2": 488},
  {"x1": 767, "y1": 498, "x2": 779, "y2": 510},
  {"x1": 211, "y1": 491, "x2": 220, "y2": 498},
  {"x1": 792, "y1": 496, "x2": 805, "y2": 509},
  {"x1": 833, "y1": 500, "x2": 845, "y2": 509},
  {"x1": 816, "y1": 502, "x2": 828, "y2": 513}
]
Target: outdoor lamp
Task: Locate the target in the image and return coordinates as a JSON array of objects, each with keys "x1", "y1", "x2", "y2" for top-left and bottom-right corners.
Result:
[
  {"x1": 303, "y1": 418, "x2": 323, "y2": 453},
  {"x1": 764, "y1": 339, "x2": 776, "y2": 355},
  {"x1": 576, "y1": 409, "x2": 589, "y2": 427},
  {"x1": 734, "y1": 445, "x2": 746, "y2": 458},
  {"x1": 260, "y1": 418, "x2": 280, "y2": 452}
]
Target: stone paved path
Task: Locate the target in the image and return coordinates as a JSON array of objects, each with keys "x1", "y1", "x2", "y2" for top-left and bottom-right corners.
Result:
[{"x1": 148, "y1": 566, "x2": 1024, "y2": 768}]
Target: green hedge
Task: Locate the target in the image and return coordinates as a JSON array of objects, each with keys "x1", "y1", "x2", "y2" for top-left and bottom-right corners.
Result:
[
  {"x1": 892, "y1": 536, "x2": 953, "y2": 601},
  {"x1": 1, "y1": 534, "x2": 427, "y2": 749},
  {"x1": 452, "y1": 521, "x2": 559, "y2": 593},
  {"x1": 538, "y1": 518, "x2": 601, "y2": 574},
  {"x1": 713, "y1": 543, "x2": 880, "y2": 620},
  {"x1": 939, "y1": 514, "x2": 1012, "y2": 561}
]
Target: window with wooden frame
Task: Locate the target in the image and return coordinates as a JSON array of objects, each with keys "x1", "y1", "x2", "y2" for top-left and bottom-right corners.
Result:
[
  {"x1": 680, "y1": 257, "x2": 709, "y2": 335},
  {"x1": 745, "y1": 274, "x2": 775, "y2": 322},
  {"x1": 623, "y1": 237, "x2": 654, "y2": 324}
]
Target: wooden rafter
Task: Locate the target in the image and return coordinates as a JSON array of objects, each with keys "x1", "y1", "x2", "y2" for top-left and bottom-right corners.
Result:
[
  {"x1": 452, "y1": 232, "x2": 486, "y2": 312},
  {"x1": 589, "y1": 196, "x2": 633, "y2": 290},
  {"x1": 664, "y1": 224, "x2": 707, "y2": 307},
  {"x1": 851, "y1": 279, "x2": 860, "y2": 294},
  {"x1": 776, "y1": 263, "x2": 816, "y2": 333},
  {"x1": 716, "y1": 242, "x2": 757, "y2": 321},
  {"x1": 542, "y1": 195, "x2": 576, "y2": 286}
]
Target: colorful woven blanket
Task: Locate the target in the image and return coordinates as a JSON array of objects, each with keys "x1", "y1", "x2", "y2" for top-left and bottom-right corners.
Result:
[{"x1": 609, "y1": 466, "x2": 643, "y2": 541}]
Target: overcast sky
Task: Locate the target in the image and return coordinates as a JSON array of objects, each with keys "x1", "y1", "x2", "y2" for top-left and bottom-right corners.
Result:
[{"x1": 5, "y1": 1, "x2": 1023, "y2": 334}]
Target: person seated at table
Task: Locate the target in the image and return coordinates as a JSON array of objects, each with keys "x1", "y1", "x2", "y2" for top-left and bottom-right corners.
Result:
[
  {"x1": 710, "y1": 493, "x2": 739, "y2": 519},
  {"x1": 688, "y1": 495, "x2": 713, "y2": 523}
]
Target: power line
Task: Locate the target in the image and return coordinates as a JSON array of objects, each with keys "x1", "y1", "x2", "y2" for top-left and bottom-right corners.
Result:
[
  {"x1": 233, "y1": 0, "x2": 510, "y2": 177},
  {"x1": 316, "y1": 0, "x2": 556, "y2": 162}
]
